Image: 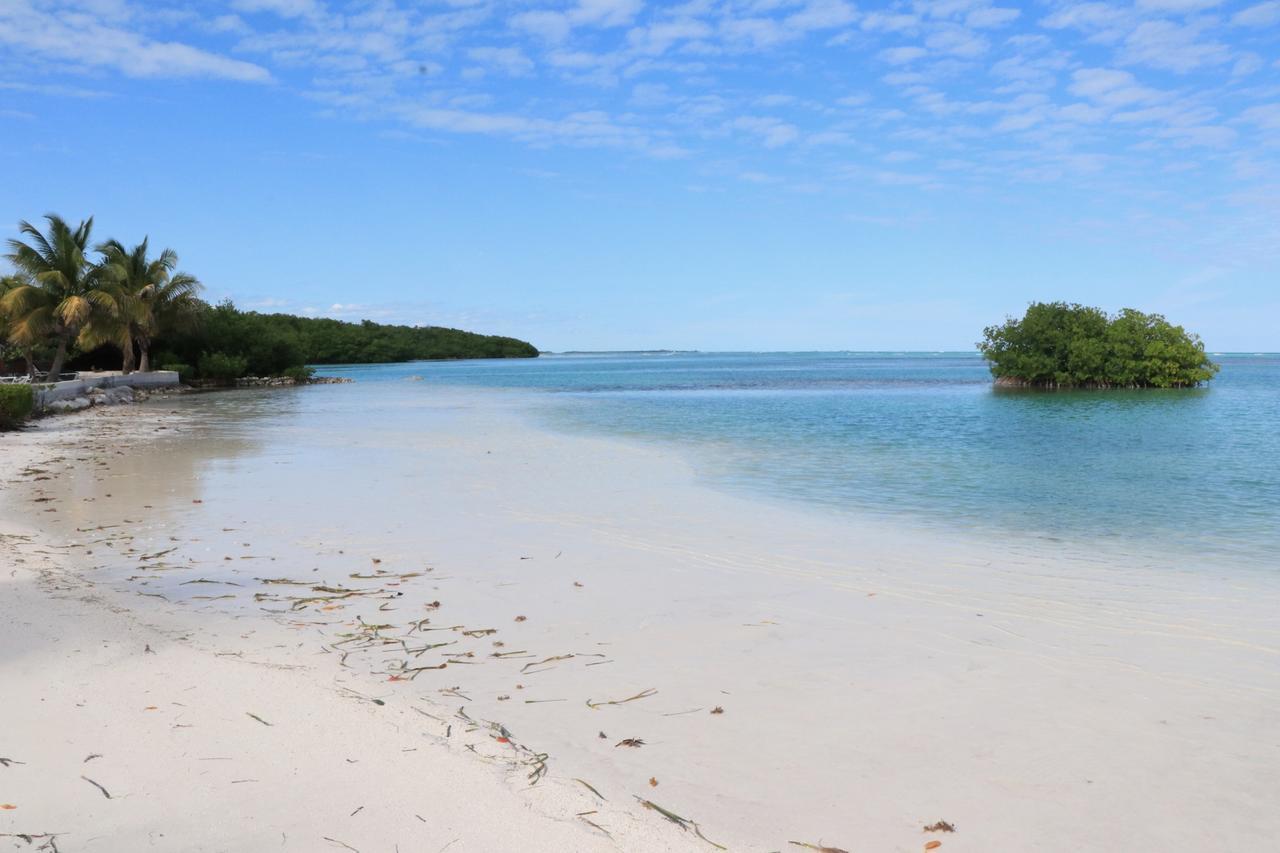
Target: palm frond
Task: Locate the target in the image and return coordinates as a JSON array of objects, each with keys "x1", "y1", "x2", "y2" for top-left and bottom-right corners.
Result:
[
  {"x1": 0, "y1": 284, "x2": 50, "y2": 317},
  {"x1": 8, "y1": 306, "x2": 55, "y2": 346},
  {"x1": 14, "y1": 219, "x2": 57, "y2": 266},
  {"x1": 57, "y1": 294, "x2": 94, "y2": 327}
]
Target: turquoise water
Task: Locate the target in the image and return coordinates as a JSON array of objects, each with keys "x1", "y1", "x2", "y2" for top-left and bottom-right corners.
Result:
[{"x1": 321, "y1": 352, "x2": 1280, "y2": 568}]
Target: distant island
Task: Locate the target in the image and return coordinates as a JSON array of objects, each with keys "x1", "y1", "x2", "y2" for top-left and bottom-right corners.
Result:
[
  {"x1": 979, "y1": 302, "x2": 1219, "y2": 389},
  {"x1": 1, "y1": 214, "x2": 538, "y2": 384}
]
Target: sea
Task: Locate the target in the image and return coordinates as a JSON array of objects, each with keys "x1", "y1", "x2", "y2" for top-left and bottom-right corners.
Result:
[{"x1": 315, "y1": 351, "x2": 1279, "y2": 572}]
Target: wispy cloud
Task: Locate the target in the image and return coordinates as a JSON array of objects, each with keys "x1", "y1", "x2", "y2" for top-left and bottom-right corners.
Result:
[
  {"x1": 0, "y1": 1, "x2": 271, "y2": 82},
  {"x1": 0, "y1": 0, "x2": 1274, "y2": 196}
]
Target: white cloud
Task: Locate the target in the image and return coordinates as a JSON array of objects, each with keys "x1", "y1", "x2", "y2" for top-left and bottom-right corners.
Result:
[
  {"x1": 720, "y1": 16, "x2": 790, "y2": 49},
  {"x1": 1057, "y1": 102, "x2": 1106, "y2": 123},
  {"x1": 1, "y1": 0, "x2": 1271, "y2": 208},
  {"x1": 467, "y1": 46, "x2": 534, "y2": 77},
  {"x1": 232, "y1": 0, "x2": 323, "y2": 18},
  {"x1": 879, "y1": 46, "x2": 927, "y2": 64},
  {"x1": 1040, "y1": 2, "x2": 1131, "y2": 41},
  {"x1": 925, "y1": 26, "x2": 989, "y2": 58},
  {"x1": 1231, "y1": 1, "x2": 1280, "y2": 26},
  {"x1": 0, "y1": 1, "x2": 271, "y2": 82},
  {"x1": 511, "y1": 0, "x2": 643, "y2": 42},
  {"x1": 1134, "y1": 0, "x2": 1224, "y2": 11},
  {"x1": 1240, "y1": 103, "x2": 1280, "y2": 130},
  {"x1": 965, "y1": 7, "x2": 1020, "y2": 28},
  {"x1": 861, "y1": 12, "x2": 919, "y2": 32},
  {"x1": 0, "y1": 80, "x2": 115, "y2": 98},
  {"x1": 386, "y1": 100, "x2": 688, "y2": 158},
  {"x1": 1233, "y1": 53, "x2": 1264, "y2": 76},
  {"x1": 1122, "y1": 20, "x2": 1232, "y2": 73},
  {"x1": 785, "y1": 0, "x2": 858, "y2": 32},
  {"x1": 1068, "y1": 68, "x2": 1164, "y2": 108},
  {"x1": 1150, "y1": 122, "x2": 1237, "y2": 149},
  {"x1": 626, "y1": 18, "x2": 714, "y2": 56},
  {"x1": 732, "y1": 116, "x2": 801, "y2": 147}
]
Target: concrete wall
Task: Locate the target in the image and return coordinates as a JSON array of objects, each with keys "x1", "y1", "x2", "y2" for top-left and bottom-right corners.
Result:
[{"x1": 34, "y1": 371, "x2": 180, "y2": 409}]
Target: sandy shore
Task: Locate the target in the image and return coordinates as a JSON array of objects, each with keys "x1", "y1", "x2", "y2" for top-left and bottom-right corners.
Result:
[
  {"x1": 1, "y1": 409, "x2": 675, "y2": 853},
  {"x1": 3, "y1": 388, "x2": 1279, "y2": 852}
]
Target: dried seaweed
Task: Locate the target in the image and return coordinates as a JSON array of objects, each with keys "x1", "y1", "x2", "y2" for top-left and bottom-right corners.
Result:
[
  {"x1": 520, "y1": 654, "x2": 575, "y2": 673},
  {"x1": 587, "y1": 688, "x2": 657, "y2": 709},
  {"x1": 578, "y1": 815, "x2": 612, "y2": 838},
  {"x1": 80, "y1": 776, "x2": 111, "y2": 799},
  {"x1": 574, "y1": 778, "x2": 606, "y2": 801},
  {"x1": 634, "y1": 797, "x2": 725, "y2": 850}
]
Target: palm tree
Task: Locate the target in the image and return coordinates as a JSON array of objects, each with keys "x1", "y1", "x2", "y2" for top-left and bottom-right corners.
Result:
[
  {"x1": 2, "y1": 214, "x2": 119, "y2": 379},
  {"x1": 136, "y1": 271, "x2": 202, "y2": 372},
  {"x1": 0, "y1": 273, "x2": 40, "y2": 377},
  {"x1": 95, "y1": 238, "x2": 203, "y2": 372}
]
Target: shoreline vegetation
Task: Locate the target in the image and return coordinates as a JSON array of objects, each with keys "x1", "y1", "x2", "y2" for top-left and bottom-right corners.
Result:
[
  {"x1": 1, "y1": 213, "x2": 538, "y2": 387},
  {"x1": 979, "y1": 302, "x2": 1218, "y2": 389}
]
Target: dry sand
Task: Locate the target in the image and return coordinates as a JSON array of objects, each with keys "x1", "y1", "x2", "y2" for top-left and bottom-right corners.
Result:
[{"x1": 2, "y1": 388, "x2": 1278, "y2": 853}]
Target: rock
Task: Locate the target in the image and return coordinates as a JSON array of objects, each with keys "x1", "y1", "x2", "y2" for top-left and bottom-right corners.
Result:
[
  {"x1": 48, "y1": 396, "x2": 91, "y2": 412},
  {"x1": 107, "y1": 386, "x2": 135, "y2": 404},
  {"x1": 234, "y1": 376, "x2": 297, "y2": 387},
  {"x1": 84, "y1": 386, "x2": 135, "y2": 405}
]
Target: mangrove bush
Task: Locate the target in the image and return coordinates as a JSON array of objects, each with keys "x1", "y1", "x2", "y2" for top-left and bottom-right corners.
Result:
[{"x1": 979, "y1": 302, "x2": 1218, "y2": 388}]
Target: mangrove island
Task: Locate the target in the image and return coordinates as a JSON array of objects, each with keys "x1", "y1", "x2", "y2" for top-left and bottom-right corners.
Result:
[{"x1": 979, "y1": 301, "x2": 1219, "y2": 389}]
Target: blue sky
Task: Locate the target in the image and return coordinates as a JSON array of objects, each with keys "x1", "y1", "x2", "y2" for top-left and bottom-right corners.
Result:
[{"x1": 1, "y1": 0, "x2": 1277, "y2": 351}]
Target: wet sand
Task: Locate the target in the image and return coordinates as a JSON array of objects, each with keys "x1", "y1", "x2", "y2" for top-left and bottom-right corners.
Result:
[{"x1": 3, "y1": 387, "x2": 1279, "y2": 852}]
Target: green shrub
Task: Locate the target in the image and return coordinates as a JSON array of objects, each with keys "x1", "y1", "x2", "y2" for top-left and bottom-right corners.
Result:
[
  {"x1": 0, "y1": 384, "x2": 34, "y2": 430},
  {"x1": 198, "y1": 351, "x2": 249, "y2": 381},
  {"x1": 281, "y1": 365, "x2": 315, "y2": 383},
  {"x1": 980, "y1": 303, "x2": 1219, "y2": 388},
  {"x1": 161, "y1": 363, "x2": 195, "y2": 383}
]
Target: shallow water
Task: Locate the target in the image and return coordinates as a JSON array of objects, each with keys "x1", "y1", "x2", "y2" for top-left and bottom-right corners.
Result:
[{"x1": 314, "y1": 351, "x2": 1279, "y2": 570}]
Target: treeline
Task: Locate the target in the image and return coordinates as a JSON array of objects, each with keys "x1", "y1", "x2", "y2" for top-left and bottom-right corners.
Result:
[
  {"x1": 145, "y1": 300, "x2": 539, "y2": 379},
  {"x1": 2, "y1": 213, "x2": 538, "y2": 382},
  {"x1": 979, "y1": 302, "x2": 1218, "y2": 388}
]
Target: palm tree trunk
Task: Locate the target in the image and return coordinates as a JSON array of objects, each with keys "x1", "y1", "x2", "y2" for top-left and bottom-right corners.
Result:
[
  {"x1": 138, "y1": 341, "x2": 151, "y2": 373},
  {"x1": 121, "y1": 337, "x2": 136, "y2": 375},
  {"x1": 46, "y1": 333, "x2": 69, "y2": 380},
  {"x1": 25, "y1": 348, "x2": 37, "y2": 379}
]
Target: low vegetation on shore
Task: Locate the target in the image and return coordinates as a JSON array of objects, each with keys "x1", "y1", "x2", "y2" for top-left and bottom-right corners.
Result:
[
  {"x1": 1, "y1": 213, "x2": 538, "y2": 383},
  {"x1": 979, "y1": 302, "x2": 1219, "y2": 389},
  {"x1": 0, "y1": 384, "x2": 33, "y2": 430}
]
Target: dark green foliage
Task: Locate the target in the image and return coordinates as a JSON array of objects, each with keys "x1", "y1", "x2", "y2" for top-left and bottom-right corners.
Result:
[
  {"x1": 282, "y1": 365, "x2": 315, "y2": 383},
  {"x1": 198, "y1": 351, "x2": 249, "y2": 381},
  {"x1": 160, "y1": 363, "x2": 195, "y2": 383},
  {"x1": 979, "y1": 302, "x2": 1219, "y2": 388},
  {"x1": 0, "y1": 384, "x2": 34, "y2": 430},
  {"x1": 151, "y1": 300, "x2": 538, "y2": 377}
]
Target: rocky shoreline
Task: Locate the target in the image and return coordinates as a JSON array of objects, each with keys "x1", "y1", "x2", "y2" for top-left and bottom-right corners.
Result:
[
  {"x1": 42, "y1": 374, "x2": 352, "y2": 414},
  {"x1": 190, "y1": 374, "x2": 354, "y2": 389}
]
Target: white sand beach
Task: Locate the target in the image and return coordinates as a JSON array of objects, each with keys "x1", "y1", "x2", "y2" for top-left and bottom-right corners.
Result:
[{"x1": 3, "y1": 387, "x2": 1279, "y2": 853}]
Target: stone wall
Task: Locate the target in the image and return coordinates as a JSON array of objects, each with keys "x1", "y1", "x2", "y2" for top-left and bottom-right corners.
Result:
[{"x1": 33, "y1": 371, "x2": 181, "y2": 411}]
